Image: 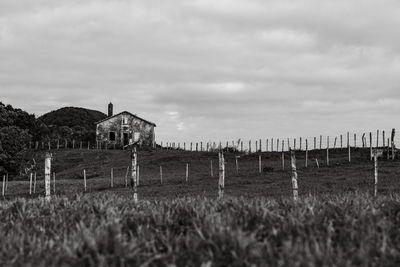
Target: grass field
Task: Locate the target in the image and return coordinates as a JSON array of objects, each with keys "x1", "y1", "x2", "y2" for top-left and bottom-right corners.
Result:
[
  {"x1": 2, "y1": 148, "x2": 400, "y2": 266},
  {"x1": 6, "y1": 147, "x2": 400, "y2": 199},
  {"x1": 1, "y1": 192, "x2": 400, "y2": 266}
]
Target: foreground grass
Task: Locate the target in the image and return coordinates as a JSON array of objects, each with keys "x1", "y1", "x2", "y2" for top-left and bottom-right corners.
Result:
[{"x1": 1, "y1": 192, "x2": 400, "y2": 266}]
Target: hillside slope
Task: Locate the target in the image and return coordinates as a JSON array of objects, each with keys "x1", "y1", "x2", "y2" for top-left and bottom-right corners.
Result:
[{"x1": 39, "y1": 107, "x2": 106, "y2": 129}]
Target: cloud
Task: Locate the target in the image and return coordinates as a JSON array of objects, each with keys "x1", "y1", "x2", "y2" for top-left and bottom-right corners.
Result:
[{"x1": 0, "y1": 0, "x2": 400, "y2": 142}]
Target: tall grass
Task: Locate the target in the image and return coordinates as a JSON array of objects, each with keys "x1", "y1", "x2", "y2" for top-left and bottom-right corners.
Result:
[{"x1": 0, "y1": 192, "x2": 400, "y2": 266}]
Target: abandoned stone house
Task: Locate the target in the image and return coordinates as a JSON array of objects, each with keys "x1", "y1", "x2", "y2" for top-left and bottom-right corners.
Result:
[{"x1": 95, "y1": 103, "x2": 156, "y2": 147}]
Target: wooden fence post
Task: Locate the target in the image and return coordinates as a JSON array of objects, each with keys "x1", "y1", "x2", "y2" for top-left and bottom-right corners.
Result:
[
  {"x1": 354, "y1": 133, "x2": 357, "y2": 147},
  {"x1": 319, "y1": 136, "x2": 322, "y2": 150},
  {"x1": 374, "y1": 152, "x2": 378, "y2": 197},
  {"x1": 29, "y1": 173, "x2": 33, "y2": 195},
  {"x1": 125, "y1": 166, "x2": 129, "y2": 187},
  {"x1": 249, "y1": 140, "x2": 252, "y2": 153},
  {"x1": 383, "y1": 131, "x2": 385, "y2": 147},
  {"x1": 186, "y1": 163, "x2": 189, "y2": 182},
  {"x1": 340, "y1": 135, "x2": 343, "y2": 149},
  {"x1": 294, "y1": 138, "x2": 296, "y2": 150},
  {"x1": 218, "y1": 152, "x2": 225, "y2": 199},
  {"x1": 277, "y1": 138, "x2": 279, "y2": 152},
  {"x1": 235, "y1": 156, "x2": 239, "y2": 174},
  {"x1": 391, "y1": 128, "x2": 395, "y2": 160},
  {"x1": 110, "y1": 168, "x2": 114, "y2": 188},
  {"x1": 370, "y1": 132, "x2": 373, "y2": 161},
  {"x1": 282, "y1": 152, "x2": 285, "y2": 170},
  {"x1": 376, "y1": 130, "x2": 379, "y2": 148},
  {"x1": 266, "y1": 139, "x2": 269, "y2": 152},
  {"x1": 83, "y1": 169, "x2": 87, "y2": 192},
  {"x1": 348, "y1": 142, "x2": 351, "y2": 163},
  {"x1": 305, "y1": 139, "x2": 309, "y2": 168},
  {"x1": 299, "y1": 137, "x2": 302, "y2": 150},
  {"x1": 2, "y1": 175, "x2": 5, "y2": 197},
  {"x1": 34, "y1": 172, "x2": 37, "y2": 194},
  {"x1": 259, "y1": 155, "x2": 262, "y2": 174},
  {"x1": 137, "y1": 165, "x2": 140, "y2": 186},
  {"x1": 290, "y1": 150, "x2": 299, "y2": 201},
  {"x1": 314, "y1": 137, "x2": 316, "y2": 150},
  {"x1": 326, "y1": 147, "x2": 330, "y2": 166},
  {"x1": 44, "y1": 153, "x2": 51, "y2": 200},
  {"x1": 131, "y1": 146, "x2": 138, "y2": 202},
  {"x1": 160, "y1": 166, "x2": 163, "y2": 184}
]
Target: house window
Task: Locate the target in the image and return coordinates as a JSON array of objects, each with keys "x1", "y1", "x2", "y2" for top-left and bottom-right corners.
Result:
[
  {"x1": 109, "y1": 131, "x2": 116, "y2": 141},
  {"x1": 122, "y1": 117, "x2": 128, "y2": 125}
]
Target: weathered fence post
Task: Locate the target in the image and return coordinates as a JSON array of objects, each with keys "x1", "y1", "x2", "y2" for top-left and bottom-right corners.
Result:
[
  {"x1": 277, "y1": 138, "x2": 280, "y2": 152},
  {"x1": 340, "y1": 134, "x2": 343, "y2": 149},
  {"x1": 83, "y1": 169, "x2": 87, "y2": 192},
  {"x1": 348, "y1": 142, "x2": 351, "y2": 163},
  {"x1": 374, "y1": 152, "x2": 379, "y2": 197},
  {"x1": 34, "y1": 172, "x2": 37, "y2": 194},
  {"x1": 354, "y1": 133, "x2": 357, "y2": 147},
  {"x1": 131, "y1": 146, "x2": 138, "y2": 202},
  {"x1": 259, "y1": 155, "x2": 262, "y2": 174},
  {"x1": 160, "y1": 166, "x2": 163, "y2": 184},
  {"x1": 2, "y1": 175, "x2": 5, "y2": 197},
  {"x1": 326, "y1": 147, "x2": 330, "y2": 166},
  {"x1": 125, "y1": 166, "x2": 129, "y2": 187},
  {"x1": 314, "y1": 137, "x2": 316, "y2": 150},
  {"x1": 282, "y1": 152, "x2": 285, "y2": 170},
  {"x1": 300, "y1": 137, "x2": 302, "y2": 150},
  {"x1": 376, "y1": 130, "x2": 379, "y2": 148},
  {"x1": 290, "y1": 150, "x2": 299, "y2": 201},
  {"x1": 391, "y1": 128, "x2": 395, "y2": 160},
  {"x1": 319, "y1": 135, "x2": 322, "y2": 150},
  {"x1": 218, "y1": 152, "x2": 225, "y2": 199},
  {"x1": 305, "y1": 139, "x2": 309, "y2": 168},
  {"x1": 137, "y1": 165, "x2": 140, "y2": 186},
  {"x1": 186, "y1": 163, "x2": 189, "y2": 182},
  {"x1": 235, "y1": 156, "x2": 239, "y2": 174},
  {"x1": 271, "y1": 138, "x2": 274, "y2": 152},
  {"x1": 29, "y1": 173, "x2": 33, "y2": 195},
  {"x1": 110, "y1": 168, "x2": 114, "y2": 188},
  {"x1": 383, "y1": 131, "x2": 386, "y2": 147},
  {"x1": 44, "y1": 152, "x2": 51, "y2": 200},
  {"x1": 249, "y1": 140, "x2": 252, "y2": 153},
  {"x1": 370, "y1": 132, "x2": 373, "y2": 161}
]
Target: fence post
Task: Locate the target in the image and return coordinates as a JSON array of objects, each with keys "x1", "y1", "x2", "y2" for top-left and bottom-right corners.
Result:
[
  {"x1": 53, "y1": 172, "x2": 56, "y2": 194},
  {"x1": 315, "y1": 158, "x2": 320, "y2": 168},
  {"x1": 340, "y1": 135, "x2": 343, "y2": 149},
  {"x1": 131, "y1": 146, "x2": 138, "y2": 202},
  {"x1": 376, "y1": 130, "x2": 379, "y2": 148},
  {"x1": 314, "y1": 137, "x2": 316, "y2": 150},
  {"x1": 282, "y1": 152, "x2": 285, "y2": 170},
  {"x1": 348, "y1": 142, "x2": 351, "y2": 163},
  {"x1": 266, "y1": 139, "x2": 269, "y2": 152},
  {"x1": 218, "y1": 152, "x2": 225, "y2": 199},
  {"x1": 186, "y1": 163, "x2": 189, "y2": 182},
  {"x1": 137, "y1": 165, "x2": 140, "y2": 186},
  {"x1": 290, "y1": 150, "x2": 299, "y2": 201},
  {"x1": 235, "y1": 156, "x2": 239, "y2": 174},
  {"x1": 110, "y1": 168, "x2": 114, "y2": 188},
  {"x1": 277, "y1": 138, "x2": 280, "y2": 152},
  {"x1": 210, "y1": 160, "x2": 214, "y2": 177},
  {"x1": 326, "y1": 147, "x2": 330, "y2": 166},
  {"x1": 2, "y1": 175, "x2": 5, "y2": 197},
  {"x1": 271, "y1": 138, "x2": 274, "y2": 152},
  {"x1": 383, "y1": 131, "x2": 386, "y2": 147},
  {"x1": 305, "y1": 139, "x2": 309, "y2": 168},
  {"x1": 374, "y1": 152, "x2": 378, "y2": 197},
  {"x1": 249, "y1": 140, "x2": 252, "y2": 153},
  {"x1": 160, "y1": 166, "x2": 163, "y2": 184},
  {"x1": 44, "y1": 152, "x2": 51, "y2": 200},
  {"x1": 125, "y1": 166, "x2": 129, "y2": 187},
  {"x1": 29, "y1": 173, "x2": 33, "y2": 195},
  {"x1": 391, "y1": 128, "x2": 395, "y2": 160},
  {"x1": 259, "y1": 155, "x2": 262, "y2": 174},
  {"x1": 299, "y1": 137, "x2": 302, "y2": 150},
  {"x1": 370, "y1": 132, "x2": 373, "y2": 161},
  {"x1": 34, "y1": 172, "x2": 37, "y2": 194},
  {"x1": 83, "y1": 169, "x2": 87, "y2": 192}
]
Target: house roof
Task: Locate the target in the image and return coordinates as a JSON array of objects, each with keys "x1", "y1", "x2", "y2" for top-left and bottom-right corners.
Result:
[{"x1": 95, "y1": 111, "x2": 156, "y2": 126}]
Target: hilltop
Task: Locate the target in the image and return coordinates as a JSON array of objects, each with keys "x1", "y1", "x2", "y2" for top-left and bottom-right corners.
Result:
[{"x1": 39, "y1": 107, "x2": 106, "y2": 130}]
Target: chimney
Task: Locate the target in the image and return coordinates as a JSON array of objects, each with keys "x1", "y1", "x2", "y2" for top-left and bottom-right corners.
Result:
[{"x1": 108, "y1": 102, "x2": 113, "y2": 117}]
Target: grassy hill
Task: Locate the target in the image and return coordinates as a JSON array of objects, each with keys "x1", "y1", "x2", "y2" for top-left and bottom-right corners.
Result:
[
  {"x1": 39, "y1": 107, "x2": 106, "y2": 129},
  {"x1": 38, "y1": 107, "x2": 107, "y2": 143}
]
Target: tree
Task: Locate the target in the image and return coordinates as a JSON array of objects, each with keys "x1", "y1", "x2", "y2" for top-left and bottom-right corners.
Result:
[{"x1": 0, "y1": 126, "x2": 31, "y2": 175}]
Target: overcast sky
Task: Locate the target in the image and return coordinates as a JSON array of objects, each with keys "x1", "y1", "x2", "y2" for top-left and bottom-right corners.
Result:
[{"x1": 1, "y1": 0, "x2": 400, "y2": 143}]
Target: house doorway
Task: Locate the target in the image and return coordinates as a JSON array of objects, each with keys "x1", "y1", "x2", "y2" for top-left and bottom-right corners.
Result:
[{"x1": 123, "y1": 133, "x2": 129, "y2": 146}]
